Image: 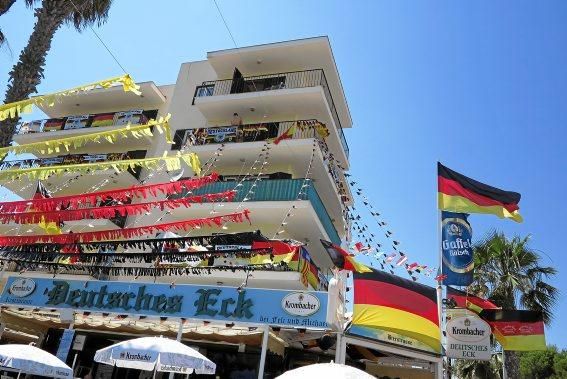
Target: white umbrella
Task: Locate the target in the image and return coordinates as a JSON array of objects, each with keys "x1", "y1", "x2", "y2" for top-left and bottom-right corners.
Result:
[
  {"x1": 276, "y1": 362, "x2": 374, "y2": 379},
  {"x1": 94, "y1": 336, "x2": 216, "y2": 376},
  {"x1": 0, "y1": 344, "x2": 73, "y2": 378}
]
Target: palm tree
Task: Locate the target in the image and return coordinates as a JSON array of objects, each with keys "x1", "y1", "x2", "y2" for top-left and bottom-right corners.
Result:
[
  {"x1": 471, "y1": 231, "x2": 558, "y2": 379},
  {"x1": 0, "y1": 0, "x2": 17, "y2": 48},
  {"x1": 453, "y1": 353, "x2": 502, "y2": 379},
  {"x1": 0, "y1": 0, "x2": 114, "y2": 147}
]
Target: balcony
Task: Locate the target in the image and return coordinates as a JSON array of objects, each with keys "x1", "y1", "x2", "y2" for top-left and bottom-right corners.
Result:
[
  {"x1": 171, "y1": 119, "x2": 322, "y2": 149},
  {"x1": 0, "y1": 243, "x2": 328, "y2": 291},
  {"x1": 0, "y1": 150, "x2": 146, "y2": 197},
  {"x1": 169, "y1": 178, "x2": 341, "y2": 255},
  {"x1": 173, "y1": 119, "x2": 351, "y2": 211},
  {"x1": 192, "y1": 69, "x2": 349, "y2": 161},
  {"x1": 12, "y1": 109, "x2": 158, "y2": 155}
]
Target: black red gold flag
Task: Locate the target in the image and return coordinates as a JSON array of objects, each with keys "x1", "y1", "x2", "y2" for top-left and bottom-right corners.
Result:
[
  {"x1": 320, "y1": 240, "x2": 371, "y2": 273},
  {"x1": 437, "y1": 162, "x2": 522, "y2": 222},
  {"x1": 480, "y1": 309, "x2": 546, "y2": 351},
  {"x1": 446, "y1": 286, "x2": 499, "y2": 313},
  {"x1": 352, "y1": 268, "x2": 441, "y2": 352}
]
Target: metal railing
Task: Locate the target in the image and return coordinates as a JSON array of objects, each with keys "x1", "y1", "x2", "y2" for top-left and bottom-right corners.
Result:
[
  {"x1": 172, "y1": 119, "x2": 322, "y2": 149},
  {"x1": 193, "y1": 69, "x2": 349, "y2": 158},
  {"x1": 13, "y1": 109, "x2": 157, "y2": 135},
  {"x1": 176, "y1": 178, "x2": 341, "y2": 245}
]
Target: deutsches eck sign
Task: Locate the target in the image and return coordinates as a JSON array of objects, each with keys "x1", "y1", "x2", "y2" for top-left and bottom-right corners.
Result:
[
  {"x1": 446, "y1": 316, "x2": 492, "y2": 361},
  {"x1": 0, "y1": 276, "x2": 330, "y2": 329}
]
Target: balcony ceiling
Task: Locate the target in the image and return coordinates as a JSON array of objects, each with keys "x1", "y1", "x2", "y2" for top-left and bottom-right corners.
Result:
[
  {"x1": 207, "y1": 36, "x2": 352, "y2": 129},
  {"x1": 37, "y1": 82, "x2": 166, "y2": 118}
]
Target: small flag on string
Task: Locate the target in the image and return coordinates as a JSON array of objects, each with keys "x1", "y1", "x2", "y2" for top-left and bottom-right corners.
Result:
[
  {"x1": 385, "y1": 253, "x2": 397, "y2": 263},
  {"x1": 396, "y1": 254, "x2": 408, "y2": 266}
]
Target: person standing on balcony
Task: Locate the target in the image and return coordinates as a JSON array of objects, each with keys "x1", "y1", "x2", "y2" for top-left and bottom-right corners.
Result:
[{"x1": 231, "y1": 112, "x2": 243, "y2": 126}]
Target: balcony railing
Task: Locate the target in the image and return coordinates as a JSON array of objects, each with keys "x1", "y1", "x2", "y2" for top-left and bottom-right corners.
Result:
[
  {"x1": 14, "y1": 109, "x2": 158, "y2": 135},
  {"x1": 175, "y1": 178, "x2": 341, "y2": 245},
  {"x1": 193, "y1": 69, "x2": 349, "y2": 158},
  {"x1": 171, "y1": 119, "x2": 322, "y2": 150}
]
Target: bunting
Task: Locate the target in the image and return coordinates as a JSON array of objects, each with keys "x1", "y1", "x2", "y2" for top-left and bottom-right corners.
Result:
[
  {"x1": 0, "y1": 115, "x2": 172, "y2": 159},
  {"x1": 0, "y1": 191, "x2": 236, "y2": 224},
  {"x1": 0, "y1": 174, "x2": 219, "y2": 213},
  {"x1": 0, "y1": 74, "x2": 141, "y2": 121},
  {"x1": 0, "y1": 210, "x2": 251, "y2": 245},
  {"x1": 0, "y1": 152, "x2": 201, "y2": 181},
  {"x1": 11, "y1": 261, "x2": 289, "y2": 278}
]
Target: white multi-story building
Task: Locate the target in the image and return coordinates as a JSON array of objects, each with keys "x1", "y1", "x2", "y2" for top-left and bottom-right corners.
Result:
[{"x1": 0, "y1": 37, "x2": 439, "y2": 378}]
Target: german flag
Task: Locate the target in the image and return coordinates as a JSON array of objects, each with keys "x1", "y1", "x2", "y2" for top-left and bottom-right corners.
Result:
[
  {"x1": 446, "y1": 286, "x2": 499, "y2": 314},
  {"x1": 480, "y1": 309, "x2": 546, "y2": 351},
  {"x1": 320, "y1": 240, "x2": 372, "y2": 273},
  {"x1": 353, "y1": 269, "x2": 441, "y2": 352},
  {"x1": 438, "y1": 162, "x2": 522, "y2": 222}
]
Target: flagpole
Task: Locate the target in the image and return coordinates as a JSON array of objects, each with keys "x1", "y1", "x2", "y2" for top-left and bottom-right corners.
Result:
[
  {"x1": 437, "y1": 209, "x2": 444, "y2": 379},
  {"x1": 502, "y1": 350, "x2": 507, "y2": 379}
]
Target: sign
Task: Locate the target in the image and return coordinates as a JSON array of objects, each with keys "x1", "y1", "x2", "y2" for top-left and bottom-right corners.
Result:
[
  {"x1": 281, "y1": 292, "x2": 320, "y2": 317},
  {"x1": 441, "y1": 211, "x2": 474, "y2": 286},
  {"x1": 446, "y1": 316, "x2": 491, "y2": 361},
  {"x1": 64, "y1": 115, "x2": 90, "y2": 130},
  {"x1": 8, "y1": 278, "x2": 36, "y2": 298},
  {"x1": 56, "y1": 329, "x2": 75, "y2": 362},
  {"x1": 348, "y1": 325, "x2": 439, "y2": 354},
  {"x1": 72, "y1": 335, "x2": 86, "y2": 351},
  {"x1": 0, "y1": 277, "x2": 329, "y2": 329}
]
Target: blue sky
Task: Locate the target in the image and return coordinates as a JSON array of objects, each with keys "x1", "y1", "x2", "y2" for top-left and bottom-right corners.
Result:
[{"x1": 2, "y1": 1, "x2": 566, "y2": 346}]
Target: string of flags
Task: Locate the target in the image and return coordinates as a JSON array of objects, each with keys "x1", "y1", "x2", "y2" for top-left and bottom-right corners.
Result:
[{"x1": 344, "y1": 173, "x2": 436, "y2": 282}]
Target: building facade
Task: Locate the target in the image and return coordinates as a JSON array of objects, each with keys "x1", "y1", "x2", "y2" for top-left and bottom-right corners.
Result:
[
  {"x1": 0, "y1": 37, "x2": 355, "y2": 378},
  {"x1": 0, "y1": 37, "x2": 440, "y2": 378}
]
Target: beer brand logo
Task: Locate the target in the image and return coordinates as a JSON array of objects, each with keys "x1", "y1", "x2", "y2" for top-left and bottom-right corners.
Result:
[
  {"x1": 447, "y1": 316, "x2": 491, "y2": 343},
  {"x1": 281, "y1": 292, "x2": 320, "y2": 317},
  {"x1": 8, "y1": 278, "x2": 36, "y2": 298},
  {"x1": 448, "y1": 223, "x2": 462, "y2": 236}
]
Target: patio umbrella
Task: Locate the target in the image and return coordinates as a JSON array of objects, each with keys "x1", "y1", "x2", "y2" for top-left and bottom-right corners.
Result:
[
  {"x1": 276, "y1": 362, "x2": 374, "y2": 379},
  {"x1": 0, "y1": 344, "x2": 72, "y2": 378},
  {"x1": 94, "y1": 336, "x2": 216, "y2": 376}
]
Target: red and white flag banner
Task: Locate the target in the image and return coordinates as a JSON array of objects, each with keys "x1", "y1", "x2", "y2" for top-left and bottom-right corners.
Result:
[
  {"x1": 0, "y1": 173, "x2": 219, "y2": 213},
  {"x1": 0, "y1": 190, "x2": 236, "y2": 224},
  {"x1": 0, "y1": 210, "x2": 250, "y2": 246}
]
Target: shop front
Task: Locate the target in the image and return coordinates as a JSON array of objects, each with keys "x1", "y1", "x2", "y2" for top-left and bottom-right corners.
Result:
[{"x1": 0, "y1": 276, "x2": 336, "y2": 378}]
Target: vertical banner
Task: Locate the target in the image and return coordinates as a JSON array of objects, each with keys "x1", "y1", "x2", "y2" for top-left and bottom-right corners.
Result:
[
  {"x1": 441, "y1": 211, "x2": 474, "y2": 286},
  {"x1": 56, "y1": 329, "x2": 75, "y2": 362}
]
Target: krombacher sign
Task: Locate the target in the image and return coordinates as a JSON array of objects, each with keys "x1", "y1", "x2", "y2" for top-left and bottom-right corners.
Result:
[
  {"x1": 0, "y1": 276, "x2": 329, "y2": 329},
  {"x1": 446, "y1": 316, "x2": 491, "y2": 360}
]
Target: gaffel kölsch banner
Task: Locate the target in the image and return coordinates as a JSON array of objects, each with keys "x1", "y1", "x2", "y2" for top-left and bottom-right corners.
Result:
[
  {"x1": 0, "y1": 277, "x2": 329, "y2": 329},
  {"x1": 441, "y1": 211, "x2": 474, "y2": 286}
]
